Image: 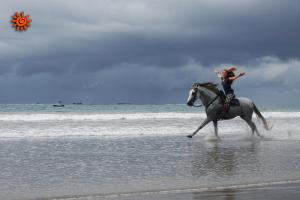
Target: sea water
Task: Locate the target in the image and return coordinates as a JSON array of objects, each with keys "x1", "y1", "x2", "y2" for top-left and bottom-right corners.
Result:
[{"x1": 0, "y1": 104, "x2": 300, "y2": 199}]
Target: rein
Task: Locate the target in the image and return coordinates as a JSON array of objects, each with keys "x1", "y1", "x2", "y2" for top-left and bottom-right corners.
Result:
[
  {"x1": 193, "y1": 95, "x2": 219, "y2": 108},
  {"x1": 206, "y1": 95, "x2": 219, "y2": 108}
]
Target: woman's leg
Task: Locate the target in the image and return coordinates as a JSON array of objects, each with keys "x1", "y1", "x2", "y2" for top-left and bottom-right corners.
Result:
[{"x1": 224, "y1": 93, "x2": 234, "y2": 112}]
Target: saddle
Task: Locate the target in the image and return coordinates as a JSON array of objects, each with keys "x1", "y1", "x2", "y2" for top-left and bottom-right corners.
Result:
[
  {"x1": 218, "y1": 90, "x2": 240, "y2": 106},
  {"x1": 217, "y1": 90, "x2": 240, "y2": 120}
]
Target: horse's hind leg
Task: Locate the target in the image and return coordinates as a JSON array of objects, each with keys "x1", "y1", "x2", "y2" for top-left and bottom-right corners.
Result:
[
  {"x1": 241, "y1": 117, "x2": 261, "y2": 137},
  {"x1": 213, "y1": 120, "x2": 220, "y2": 138},
  {"x1": 246, "y1": 120, "x2": 255, "y2": 135},
  {"x1": 249, "y1": 120, "x2": 261, "y2": 137}
]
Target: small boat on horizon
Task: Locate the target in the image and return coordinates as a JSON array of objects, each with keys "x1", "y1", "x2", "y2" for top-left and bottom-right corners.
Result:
[
  {"x1": 72, "y1": 102, "x2": 83, "y2": 105},
  {"x1": 53, "y1": 101, "x2": 65, "y2": 107}
]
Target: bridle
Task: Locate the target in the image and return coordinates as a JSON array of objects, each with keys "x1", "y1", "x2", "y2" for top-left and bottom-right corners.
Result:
[
  {"x1": 191, "y1": 87, "x2": 219, "y2": 108},
  {"x1": 189, "y1": 87, "x2": 202, "y2": 107}
]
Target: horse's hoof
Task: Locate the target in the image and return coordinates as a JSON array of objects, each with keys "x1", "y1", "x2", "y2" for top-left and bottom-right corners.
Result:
[{"x1": 187, "y1": 135, "x2": 193, "y2": 138}]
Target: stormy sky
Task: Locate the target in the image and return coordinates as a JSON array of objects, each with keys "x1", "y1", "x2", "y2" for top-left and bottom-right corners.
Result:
[{"x1": 1, "y1": 0, "x2": 300, "y2": 105}]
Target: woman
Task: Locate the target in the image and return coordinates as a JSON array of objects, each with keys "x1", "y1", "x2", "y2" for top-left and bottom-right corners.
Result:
[{"x1": 215, "y1": 67, "x2": 245, "y2": 112}]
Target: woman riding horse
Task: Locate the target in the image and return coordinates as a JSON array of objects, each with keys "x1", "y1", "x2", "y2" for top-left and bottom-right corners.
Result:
[{"x1": 215, "y1": 67, "x2": 245, "y2": 112}]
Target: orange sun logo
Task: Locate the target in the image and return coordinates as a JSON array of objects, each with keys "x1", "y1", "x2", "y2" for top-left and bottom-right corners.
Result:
[{"x1": 11, "y1": 11, "x2": 32, "y2": 31}]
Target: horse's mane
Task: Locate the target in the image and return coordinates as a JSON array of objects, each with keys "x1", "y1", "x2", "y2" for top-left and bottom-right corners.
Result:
[{"x1": 193, "y1": 82, "x2": 220, "y2": 95}]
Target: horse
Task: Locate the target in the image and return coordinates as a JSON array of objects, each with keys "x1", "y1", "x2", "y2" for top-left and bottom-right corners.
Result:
[{"x1": 186, "y1": 82, "x2": 272, "y2": 138}]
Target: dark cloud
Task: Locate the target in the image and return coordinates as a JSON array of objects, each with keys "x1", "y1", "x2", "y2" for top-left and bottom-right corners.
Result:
[{"x1": 0, "y1": 0, "x2": 300, "y2": 104}]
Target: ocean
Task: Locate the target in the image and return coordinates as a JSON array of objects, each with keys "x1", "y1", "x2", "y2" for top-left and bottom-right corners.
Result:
[{"x1": 0, "y1": 104, "x2": 300, "y2": 199}]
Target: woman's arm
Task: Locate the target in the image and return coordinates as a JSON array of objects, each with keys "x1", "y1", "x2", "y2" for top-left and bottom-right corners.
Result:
[{"x1": 229, "y1": 72, "x2": 245, "y2": 81}]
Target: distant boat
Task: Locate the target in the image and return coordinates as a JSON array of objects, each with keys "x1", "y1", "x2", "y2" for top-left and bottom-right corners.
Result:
[
  {"x1": 53, "y1": 101, "x2": 65, "y2": 107},
  {"x1": 72, "y1": 102, "x2": 83, "y2": 105},
  {"x1": 116, "y1": 102, "x2": 133, "y2": 105}
]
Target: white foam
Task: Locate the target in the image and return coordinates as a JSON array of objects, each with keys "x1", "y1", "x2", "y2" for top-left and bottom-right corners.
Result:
[
  {"x1": 0, "y1": 112, "x2": 298, "y2": 122},
  {"x1": 262, "y1": 112, "x2": 300, "y2": 118},
  {"x1": 0, "y1": 111, "x2": 299, "y2": 139},
  {"x1": 0, "y1": 112, "x2": 205, "y2": 122}
]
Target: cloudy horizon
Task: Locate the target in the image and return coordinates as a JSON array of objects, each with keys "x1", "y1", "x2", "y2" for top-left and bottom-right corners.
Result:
[{"x1": 1, "y1": 0, "x2": 300, "y2": 105}]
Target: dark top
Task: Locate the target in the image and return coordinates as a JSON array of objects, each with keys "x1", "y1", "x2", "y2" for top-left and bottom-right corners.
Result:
[{"x1": 222, "y1": 78, "x2": 234, "y2": 95}]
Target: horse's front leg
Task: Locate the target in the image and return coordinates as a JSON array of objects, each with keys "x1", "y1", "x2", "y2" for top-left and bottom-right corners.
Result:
[{"x1": 187, "y1": 118, "x2": 212, "y2": 138}]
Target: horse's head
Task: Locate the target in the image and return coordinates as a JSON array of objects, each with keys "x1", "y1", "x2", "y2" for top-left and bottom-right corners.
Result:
[
  {"x1": 187, "y1": 82, "x2": 219, "y2": 107},
  {"x1": 186, "y1": 83, "x2": 200, "y2": 106}
]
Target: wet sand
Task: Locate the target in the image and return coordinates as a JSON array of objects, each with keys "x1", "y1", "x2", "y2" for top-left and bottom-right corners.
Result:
[
  {"x1": 34, "y1": 181, "x2": 300, "y2": 200},
  {"x1": 109, "y1": 183, "x2": 300, "y2": 200},
  {"x1": 0, "y1": 135, "x2": 300, "y2": 200}
]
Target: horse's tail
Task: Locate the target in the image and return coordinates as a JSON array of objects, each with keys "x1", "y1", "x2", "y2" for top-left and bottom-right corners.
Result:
[{"x1": 253, "y1": 103, "x2": 272, "y2": 130}]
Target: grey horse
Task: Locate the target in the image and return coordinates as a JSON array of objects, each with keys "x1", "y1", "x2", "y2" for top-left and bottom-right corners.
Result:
[{"x1": 186, "y1": 83, "x2": 271, "y2": 138}]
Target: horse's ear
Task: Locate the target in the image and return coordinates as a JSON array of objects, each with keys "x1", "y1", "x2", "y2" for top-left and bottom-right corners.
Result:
[{"x1": 193, "y1": 83, "x2": 200, "y2": 89}]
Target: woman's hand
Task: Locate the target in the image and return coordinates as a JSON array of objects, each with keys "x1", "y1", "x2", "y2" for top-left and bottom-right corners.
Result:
[{"x1": 229, "y1": 71, "x2": 245, "y2": 81}]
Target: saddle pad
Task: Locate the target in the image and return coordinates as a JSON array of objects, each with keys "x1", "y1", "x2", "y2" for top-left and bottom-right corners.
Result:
[{"x1": 230, "y1": 98, "x2": 240, "y2": 106}]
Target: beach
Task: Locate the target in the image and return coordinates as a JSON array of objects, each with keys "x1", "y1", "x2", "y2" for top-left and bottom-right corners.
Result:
[
  {"x1": 98, "y1": 181, "x2": 300, "y2": 200},
  {"x1": 0, "y1": 104, "x2": 299, "y2": 200}
]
